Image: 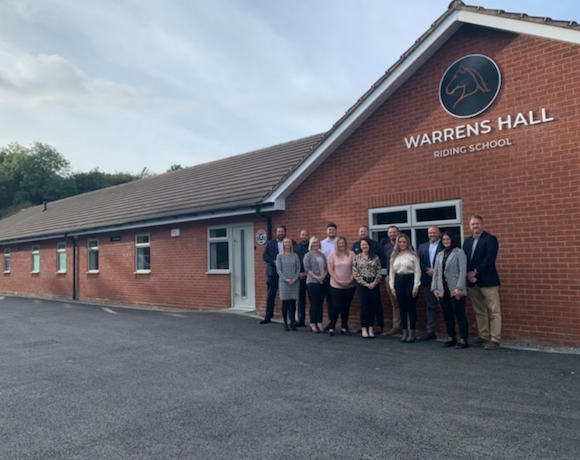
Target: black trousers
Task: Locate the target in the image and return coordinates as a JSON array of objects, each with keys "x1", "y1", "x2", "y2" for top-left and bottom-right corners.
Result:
[
  {"x1": 307, "y1": 282, "x2": 325, "y2": 324},
  {"x1": 441, "y1": 287, "x2": 468, "y2": 340},
  {"x1": 323, "y1": 278, "x2": 334, "y2": 324},
  {"x1": 265, "y1": 275, "x2": 279, "y2": 320},
  {"x1": 357, "y1": 284, "x2": 380, "y2": 328},
  {"x1": 282, "y1": 300, "x2": 296, "y2": 326},
  {"x1": 374, "y1": 289, "x2": 384, "y2": 328},
  {"x1": 328, "y1": 286, "x2": 356, "y2": 330},
  {"x1": 394, "y1": 274, "x2": 417, "y2": 330},
  {"x1": 297, "y1": 278, "x2": 308, "y2": 323}
]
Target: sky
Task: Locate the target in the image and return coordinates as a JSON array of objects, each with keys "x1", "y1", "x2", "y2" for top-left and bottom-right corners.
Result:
[{"x1": 1, "y1": 0, "x2": 579, "y2": 175}]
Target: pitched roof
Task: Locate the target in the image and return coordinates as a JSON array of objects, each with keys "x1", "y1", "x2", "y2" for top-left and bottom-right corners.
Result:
[
  {"x1": 264, "y1": 0, "x2": 580, "y2": 203},
  {"x1": 0, "y1": 133, "x2": 324, "y2": 244}
]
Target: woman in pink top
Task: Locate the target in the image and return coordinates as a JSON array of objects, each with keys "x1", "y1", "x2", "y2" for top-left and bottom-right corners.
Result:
[{"x1": 326, "y1": 236, "x2": 356, "y2": 336}]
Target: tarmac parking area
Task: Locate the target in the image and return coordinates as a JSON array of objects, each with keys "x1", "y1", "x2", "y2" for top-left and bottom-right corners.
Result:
[{"x1": 1, "y1": 296, "x2": 579, "y2": 460}]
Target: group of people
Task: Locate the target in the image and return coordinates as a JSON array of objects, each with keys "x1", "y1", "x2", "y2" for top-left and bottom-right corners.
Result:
[{"x1": 260, "y1": 215, "x2": 502, "y2": 350}]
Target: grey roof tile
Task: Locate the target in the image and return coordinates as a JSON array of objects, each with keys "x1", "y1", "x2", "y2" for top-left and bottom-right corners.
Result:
[{"x1": 0, "y1": 133, "x2": 324, "y2": 243}]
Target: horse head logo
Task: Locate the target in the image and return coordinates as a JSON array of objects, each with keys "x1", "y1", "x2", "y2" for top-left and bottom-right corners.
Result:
[
  {"x1": 445, "y1": 65, "x2": 491, "y2": 109},
  {"x1": 439, "y1": 55, "x2": 501, "y2": 118}
]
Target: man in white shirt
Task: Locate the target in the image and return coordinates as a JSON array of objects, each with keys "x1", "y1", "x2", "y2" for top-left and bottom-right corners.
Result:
[
  {"x1": 321, "y1": 223, "x2": 337, "y2": 258},
  {"x1": 320, "y1": 223, "x2": 337, "y2": 330}
]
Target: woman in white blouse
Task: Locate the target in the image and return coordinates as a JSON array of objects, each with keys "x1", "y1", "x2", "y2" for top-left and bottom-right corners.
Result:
[{"x1": 389, "y1": 234, "x2": 421, "y2": 343}]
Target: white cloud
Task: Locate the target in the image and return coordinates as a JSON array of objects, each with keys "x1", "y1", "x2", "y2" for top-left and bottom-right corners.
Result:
[{"x1": 0, "y1": 54, "x2": 153, "y2": 109}]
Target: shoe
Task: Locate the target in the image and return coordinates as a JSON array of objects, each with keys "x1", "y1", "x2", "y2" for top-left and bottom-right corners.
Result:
[
  {"x1": 317, "y1": 323, "x2": 324, "y2": 333},
  {"x1": 386, "y1": 328, "x2": 402, "y2": 336},
  {"x1": 362, "y1": 328, "x2": 369, "y2": 339},
  {"x1": 259, "y1": 318, "x2": 271, "y2": 325},
  {"x1": 420, "y1": 331, "x2": 437, "y2": 341},
  {"x1": 310, "y1": 324, "x2": 318, "y2": 333},
  {"x1": 290, "y1": 324, "x2": 298, "y2": 332},
  {"x1": 295, "y1": 322, "x2": 306, "y2": 328},
  {"x1": 400, "y1": 330, "x2": 408, "y2": 342},
  {"x1": 455, "y1": 339, "x2": 469, "y2": 349},
  {"x1": 406, "y1": 330, "x2": 416, "y2": 343},
  {"x1": 328, "y1": 330, "x2": 335, "y2": 337},
  {"x1": 368, "y1": 327, "x2": 375, "y2": 339},
  {"x1": 484, "y1": 341, "x2": 500, "y2": 350},
  {"x1": 340, "y1": 329, "x2": 352, "y2": 336},
  {"x1": 472, "y1": 336, "x2": 488, "y2": 344},
  {"x1": 323, "y1": 324, "x2": 330, "y2": 332},
  {"x1": 284, "y1": 324, "x2": 290, "y2": 332},
  {"x1": 443, "y1": 337, "x2": 457, "y2": 348}
]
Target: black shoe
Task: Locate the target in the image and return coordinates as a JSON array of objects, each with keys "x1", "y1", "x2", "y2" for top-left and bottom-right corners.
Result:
[
  {"x1": 295, "y1": 322, "x2": 306, "y2": 328},
  {"x1": 290, "y1": 324, "x2": 298, "y2": 331},
  {"x1": 328, "y1": 330, "x2": 335, "y2": 336},
  {"x1": 259, "y1": 318, "x2": 271, "y2": 325},
  {"x1": 420, "y1": 331, "x2": 437, "y2": 341},
  {"x1": 284, "y1": 324, "x2": 290, "y2": 332},
  {"x1": 455, "y1": 339, "x2": 469, "y2": 349},
  {"x1": 443, "y1": 338, "x2": 457, "y2": 348},
  {"x1": 340, "y1": 329, "x2": 352, "y2": 336}
]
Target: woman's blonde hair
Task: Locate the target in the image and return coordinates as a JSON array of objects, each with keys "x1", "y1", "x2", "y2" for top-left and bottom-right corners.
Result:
[
  {"x1": 308, "y1": 236, "x2": 320, "y2": 250},
  {"x1": 281, "y1": 237, "x2": 294, "y2": 254},
  {"x1": 390, "y1": 233, "x2": 417, "y2": 262},
  {"x1": 334, "y1": 236, "x2": 348, "y2": 256}
]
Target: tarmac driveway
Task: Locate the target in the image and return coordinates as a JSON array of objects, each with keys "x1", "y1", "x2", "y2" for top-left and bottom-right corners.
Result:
[{"x1": 0, "y1": 296, "x2": 579, "y2": 460}]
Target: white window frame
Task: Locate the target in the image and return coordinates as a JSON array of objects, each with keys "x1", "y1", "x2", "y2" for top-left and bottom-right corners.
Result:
[
  {"x1": 3, "y1": 248, "x2": 10, "y2": 273},
  {"x1": 31, "y1": 245, "x2": 40, "y2": 273},
  {"x1": 207, "y1": 226, "x2": 230, "y2": 274},
  {"x1": 368, "y1": 199, "x2": 463, "y2": 250},
  {"x1": 87, "y1": 239, "x2": 99, "y2": 273},
  {"x1": 56, "y1": 242, "x2": 66, "y2": 273},
  {"x1": 135, "y1": 234, "x2": 151, "y2": 273}
]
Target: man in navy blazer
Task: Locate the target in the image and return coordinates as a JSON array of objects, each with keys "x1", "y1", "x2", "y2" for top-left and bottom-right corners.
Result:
[
  {"x1": 260, "y1": 225, "x2": 287, "y2": 324},
  {"x1": 417, "y1": 226, "x2": 444, "y2": 340},
  {"x1": 462, "y1": 215, "x2": 502, "y2": 350}
]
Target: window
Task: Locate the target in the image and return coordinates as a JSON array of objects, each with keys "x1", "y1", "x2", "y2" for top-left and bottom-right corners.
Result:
[
  {"x1": 369, "y1": 200, "x2": 463, "y2": 249},
  {"x1": 208, "y1": 227, "x2": 229, "y2": 271},
  {"x1": 31, "y1": 245, "x2": 40, "y2": 273},
  {"x1": 135, "y1": 234, "x2": 151, "y2": 272},
  {"x1": 56, "y1": 242, "x2": 66, "y2": 273},
  {"x1": 3, "y1": 248, "x2": 10, "y2": 272},
  {"x1": 88, "y1": 239, "x2": 99, "y2": 272}
]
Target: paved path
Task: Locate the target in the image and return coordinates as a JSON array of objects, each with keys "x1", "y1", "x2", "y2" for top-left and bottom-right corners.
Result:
[{"x1": 1, "y1": 296, "x2": 579, "y2": 459}]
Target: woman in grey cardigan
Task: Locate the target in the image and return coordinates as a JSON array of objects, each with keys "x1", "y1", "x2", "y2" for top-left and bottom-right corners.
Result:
[
  {"x1": 276, "y1": 237, "x2": 301, "y2": 331},
  {"x1": 431, "y1": 232, "x2": 469, "y2": 349},
  {"x1": 303, "y1": 236, "x2": 328, "y2": 333}
]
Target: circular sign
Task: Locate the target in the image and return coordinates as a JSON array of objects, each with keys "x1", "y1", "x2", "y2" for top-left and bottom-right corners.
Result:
[
  {"x1": 439, "y1": 54, "x2": 501, "y2": 118},
  {"x1": 255, "y1": 229, "x2": 267, "y2": 246}
]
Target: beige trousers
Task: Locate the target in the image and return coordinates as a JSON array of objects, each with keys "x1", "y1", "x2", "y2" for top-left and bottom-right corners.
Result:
[
  {"x1": 468, "y1": 285, "x2": 502, "y2": 343},
  {"x1": 388, "y1": 288, "x2": 401, "y2": 329}
]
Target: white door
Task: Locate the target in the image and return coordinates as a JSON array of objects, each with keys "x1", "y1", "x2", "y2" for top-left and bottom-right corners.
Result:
[{"x1": 231, "y1": 224, "x2": 255, "y2": 310}]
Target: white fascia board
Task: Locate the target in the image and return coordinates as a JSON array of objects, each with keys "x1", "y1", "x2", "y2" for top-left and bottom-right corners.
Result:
[
  {"x1": 264, "y1": 13, "x2": 463, "y2": 203},
  {"x1": 458, "y1": 10, "x2": 580, "y2": 45}
]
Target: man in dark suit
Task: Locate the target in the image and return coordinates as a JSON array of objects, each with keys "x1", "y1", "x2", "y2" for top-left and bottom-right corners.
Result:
[
  {"x1": 352, "y1": 225, "x2": 387, "y2": 333},
  {"x1": 462, "y1": 215, "x2": 501, "y2": 350},
  {"x1": 417, "y1": 226, "x2": 443, "y2": 340},
  {"x1": 260, "y1": 225, "x2": 287, "y2": 324},
  {"x1": 293, "y1": 229, "x2": 310, "y2": 327}
]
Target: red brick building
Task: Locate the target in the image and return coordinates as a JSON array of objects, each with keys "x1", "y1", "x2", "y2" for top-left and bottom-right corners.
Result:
[{"x1": 1, "y1": 2, "x2": 579, "y2": 346}]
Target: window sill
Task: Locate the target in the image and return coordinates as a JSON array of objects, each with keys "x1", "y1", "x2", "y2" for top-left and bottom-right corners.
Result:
[
  {"x1": 56, "y1": 271, "x2": 67, "y2": 274},
  {"x1": 134, "y1": 270, "x2": 151, "y2": 274},
  {"x1": 3, "y1": 270, "x2": 9, "y2": 274},
  {"x1": 206, "y1": 269, "x2": 231, "y2": 275},
  {"x1": 31, "y1": 271, "x2": 40, "y2": 274},
  {"x1": 87, "y1": 270, "x2": 99, "y2": 274}
]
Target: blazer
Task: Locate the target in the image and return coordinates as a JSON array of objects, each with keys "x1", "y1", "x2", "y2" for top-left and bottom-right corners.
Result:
[
  {"x1": 293, "y1": 241, "x2": 310, "y2": 272},
  {"x1": 430, "y1": 248, "x2": 467, "y2": 297},
  {"x1": 418, "y1": 240, "x2": 444, "y2": 287},
  {"x1": 262, "y1": 239, "x2": 281, "y2": 277},
  {"x1": 462, "y1": 231, "x2": 501, "y2": 288}
]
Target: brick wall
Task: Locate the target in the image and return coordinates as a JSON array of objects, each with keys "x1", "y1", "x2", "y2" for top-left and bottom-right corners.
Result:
[{"x1": 276, "y1": 25, "x2": 580, "y2": 346}]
